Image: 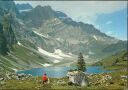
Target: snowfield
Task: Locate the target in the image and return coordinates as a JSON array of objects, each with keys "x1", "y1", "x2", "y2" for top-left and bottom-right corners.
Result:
[
  {"x1": 53, "y1": 60, "x2": 60, "y2": 63},
  {"x1": 19, "y1": 9, "x2": 32, "y2": 13},
  {"x1": 39, "y1": 63, "x2": 52, "y2": 67},
  {"x1": 17, "y1": 41, "x2": 23, "y2": 46},
  {"x1": 68, "y1": 53, "x2": 73, "y2": 56},
  {"x1": 54, "y1": 49, "x2": 71, "y2": 58},
  {"x1": 43, "y1": 63, "x2": 52, "y2": 67},
  {"x1": 38, "y1": 47, "x2": 63, "y2": 59},
  {"x1": 33, "y1": 31, "x2": 49, "y2": 39},
  {"x1": 38, "y1": 47, "x2": 72, "y2": 62},
  {"x1": 11, "y1": 68, "x2": 18, "y2": 72},
  {"x1": 93, "y1": 35, "x2": 98, "y2": 40}
]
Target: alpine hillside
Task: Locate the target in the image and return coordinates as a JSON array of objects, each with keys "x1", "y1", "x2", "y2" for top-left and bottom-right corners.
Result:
[{"x1": 0, "y1": 1, "x2": 127, "y2": 72}]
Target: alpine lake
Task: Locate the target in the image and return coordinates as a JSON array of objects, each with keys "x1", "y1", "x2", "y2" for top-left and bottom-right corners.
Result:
[{"x1": 17, "y1": 66, "x2": 111, "y2": 78}]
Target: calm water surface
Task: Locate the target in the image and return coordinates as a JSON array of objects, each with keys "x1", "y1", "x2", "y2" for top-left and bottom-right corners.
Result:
[{"x1": 17, "y1": 66, "x2": 110, "y2": 78}]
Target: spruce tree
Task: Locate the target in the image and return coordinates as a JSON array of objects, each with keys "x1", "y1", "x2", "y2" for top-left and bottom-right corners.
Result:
[{"x1": 77, "y1": 52, "x2": 86, "y2": 72}]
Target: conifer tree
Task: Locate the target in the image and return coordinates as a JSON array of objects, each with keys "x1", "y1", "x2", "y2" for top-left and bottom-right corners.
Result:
[{"x1": 77, "y1": 52, "x2": 86, "y2": 72}]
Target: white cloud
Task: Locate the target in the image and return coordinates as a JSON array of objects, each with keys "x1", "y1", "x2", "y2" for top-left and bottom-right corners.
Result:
[
  {"x1": 106, "y1": 21, "x2": 112, "y2": 25},
  {"x1": 106, "y1": 31, "x2": 115, "y2": 36},
  {"x1": 15, "y1": 1, "x2": 127, "y2": 25}
]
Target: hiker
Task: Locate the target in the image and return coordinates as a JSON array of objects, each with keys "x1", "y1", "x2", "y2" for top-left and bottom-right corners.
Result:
[{"x1": 42, "y1": 73, "x2": 49, "y2": 84}]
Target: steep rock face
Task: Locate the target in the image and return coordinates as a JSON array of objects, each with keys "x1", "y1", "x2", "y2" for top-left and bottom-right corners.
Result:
[
  {"x1": 19, "y1": 6, "x2": 56, "y2": 28},
  {"x1": 0, "y1": 0, "x2": 19, "y2": 15},
  {"x1": 17, "y1": 5, "x2": 126, "y2": 62},
  {"x1": 0, "y1": 1, "x2": 17, "y2": 51},
  {"x1": 0, "y1": 1, "x2": 127, "y2": 72},
  {"x1": 0, "y1": 1, "x2": 54, "y2": 72},
  {"x1": 35, "y1": 18, "x2": 120, "y2": 59},
  {"x1": 0, "y1": 7, "x2": 5, "y2": 22},
  {"x1": 0, "y1": 23, "x2": 8, "y2": 55},
  {"x1": 0, "y1": 1, "x2": 126, "y2": 65},
  {"x1": 0, "y1": 13, "x2": 17, "y2": 55},
  {"x1": 2, "y1": 14, "x2": 17, "y2": 48}
]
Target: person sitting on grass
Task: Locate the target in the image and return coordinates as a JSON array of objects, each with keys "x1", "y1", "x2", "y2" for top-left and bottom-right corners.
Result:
[{"x1": 42, "y1": 73, "x2": 49, "y2": 84}]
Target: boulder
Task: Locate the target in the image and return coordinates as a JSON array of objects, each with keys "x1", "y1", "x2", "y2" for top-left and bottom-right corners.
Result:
[
  {"x1": 121, "y1": 75, "x2": 128, "y2": 79},
  {"x1": 0, "y1": 78, "x2": 4, "y2": 81},
  {"x1": 3, "y1": 72, "x2": 32, "y2": 80},
  {"x1": 67, "y1": 71, "x2": 89, "y2": 86},
  {"x1": 17, "y1": 73, "x2": 32, "y2": 80}
]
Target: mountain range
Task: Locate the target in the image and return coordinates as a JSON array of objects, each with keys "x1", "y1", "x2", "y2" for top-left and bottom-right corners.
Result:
[{"x1": 0, "y1": 1, "x2": 127, "y2": 72}]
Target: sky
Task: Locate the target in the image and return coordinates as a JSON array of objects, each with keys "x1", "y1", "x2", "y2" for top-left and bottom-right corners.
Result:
[{"x1": 15, "y1": 1, "x2": 127, "y2": 40}]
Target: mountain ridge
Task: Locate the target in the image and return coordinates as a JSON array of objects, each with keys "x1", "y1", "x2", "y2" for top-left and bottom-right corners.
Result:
[
  {"x1": 13, "y1": 5, "x2": 127, "y2": 61},
  {"x1": 0, "y1": 1, "x2": 127, "y2": 72}
]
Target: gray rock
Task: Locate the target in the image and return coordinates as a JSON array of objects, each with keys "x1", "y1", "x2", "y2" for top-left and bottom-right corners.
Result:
[
  {"x1": 121, "y1": 75, "x2": 128, "y2": 79},
  {"x1": 0, "y1": 78, "x2": 4, "y2": 81},
  {"x1": 67, "y1": 71, "x2": 89, "y2": 86}
]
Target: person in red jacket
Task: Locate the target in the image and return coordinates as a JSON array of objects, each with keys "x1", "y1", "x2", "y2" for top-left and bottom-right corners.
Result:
[{"x1": 42, "y1": 73, "x2": 48, "y2": 84}]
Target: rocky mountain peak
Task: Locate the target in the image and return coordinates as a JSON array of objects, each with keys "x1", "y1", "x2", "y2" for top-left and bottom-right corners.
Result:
[
  {"x1": 16, "y1": 3, "x2": 33, "y2": 11},
  {"x1": 0, "y1": 0, "x2": 19, "y2": 15}
]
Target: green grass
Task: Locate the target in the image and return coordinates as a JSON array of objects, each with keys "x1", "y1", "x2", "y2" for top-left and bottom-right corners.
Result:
[
  {"x1": 0, "y1": 45, "x2": 51, "y2": 72},
  {"x1": 1, "y1": 70, "x2": 127, "y2": 90},
  {"x1": 12, "y1": 45, "x2": 47, "y2": 64},
  {"x1": 93, "y1": 50, "x2": 127, "y2": 70},
  {"x1": 0, "y1": 46, "x2": 127, "y2": 89}
]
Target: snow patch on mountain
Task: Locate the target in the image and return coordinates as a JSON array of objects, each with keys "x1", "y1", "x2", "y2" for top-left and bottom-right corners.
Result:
[
  {"x1": 89, "y1": 51, "x2": 94, "y2": 55},
  {"x1": 38, "y1": 47, "x2": 63, "y2": 59},
  {"x1": 39, "y1": 63, "x2": 52, "y2": 67},
  {"x1": 54, "y1": 49, "x2": 71, "y2": 58},
  {"x1": 19, "y1": 9, "x2": 32, "y2": 13},
  {"x1": 43, "y1": 63, "x2": 52, "y2": 67},
  {"x1": 33, "y1": 31, "x2": 49, "y2": 39},
  {"x1": 17, "y1": 41, "x2": 23, "y2": 46},
  {"x1": 93, "y1": 35, "x2": 98, "y2": 40},
  {"x1": 11, "y1": 68, "x2": 18, "y2": 72},
  {"x1": 56, "y1": 38, "x2": 63, "y2": 42},
  {"x1": 68, "y1": 53, "x2": 73, "y2": 56},
  {"x1": 38, "y1": 47, "x2": 73, "y2": 62},
  {"x1": 53, "y1": 60, "x2": 60, "y2": 63}
]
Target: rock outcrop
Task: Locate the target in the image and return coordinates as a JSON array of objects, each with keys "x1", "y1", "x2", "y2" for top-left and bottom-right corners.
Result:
[
  {"x1": 3, "y1": 14, "x2": 17, "y2": 48},
  {"x1": 0, "y1": 23, "x2": 8, "y2": 55},
  {"x1": 0, "y1": 13, "x2": 17, "y2": 55},
  {"x1": 67, "y1": 71, "x2": 89, "y2": 86}
]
